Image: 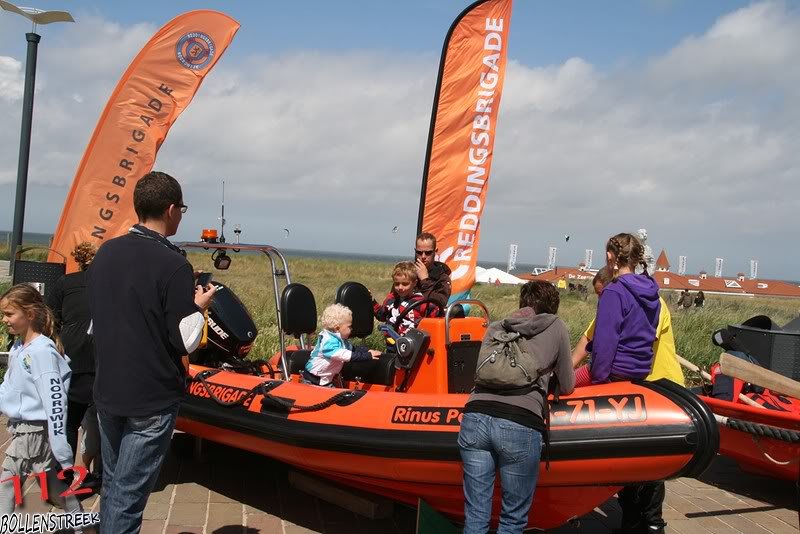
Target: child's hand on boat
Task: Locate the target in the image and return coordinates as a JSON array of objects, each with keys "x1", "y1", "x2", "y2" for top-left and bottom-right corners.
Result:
[{"x1": 369, "y1": 350, "x2": 382, "y2": 359}]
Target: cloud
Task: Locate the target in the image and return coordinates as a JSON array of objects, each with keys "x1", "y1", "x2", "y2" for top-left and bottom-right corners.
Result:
[
  {"x1": 646, "y1": 2, "x2": 800, "y2": 93},
  {"x1": 0, "y1": 56, "x2": 23, "y2": 102},
  {"x1": 0, "y1": 2, "x2": 798, "y2": 278}
]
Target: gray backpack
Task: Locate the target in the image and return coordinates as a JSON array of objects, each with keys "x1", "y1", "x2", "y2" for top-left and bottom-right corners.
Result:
[{"x1": 474, "y1": 328, "x2": 552, "y2": 394}]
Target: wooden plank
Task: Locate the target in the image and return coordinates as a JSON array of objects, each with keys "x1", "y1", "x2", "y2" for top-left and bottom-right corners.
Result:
[
  {"x1": 719, "y1": 352, "x2": 800, "y2": 399},
  {"x1": 676, "y1": 354, "x2": 765, "y2": 409},
  {"x1": 288, "y1": 470, "x2": 393, "y2": 520}
]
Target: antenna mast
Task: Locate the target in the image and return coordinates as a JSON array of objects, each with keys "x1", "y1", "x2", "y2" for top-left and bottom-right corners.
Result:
[{"x1": 219, "y1": 180, "x2": 226, "y2": 243}]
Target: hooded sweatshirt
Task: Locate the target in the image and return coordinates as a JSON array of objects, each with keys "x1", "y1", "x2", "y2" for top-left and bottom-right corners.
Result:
[
  {"x1": 0, "y1": 335, "x2": 74, "y2": 468},
  {"x1": 591, "y1": 273, "x2": 661, "y2": 383},
  {"x1": 465, "y1": 307, "x2": 575, "y2": 429}
]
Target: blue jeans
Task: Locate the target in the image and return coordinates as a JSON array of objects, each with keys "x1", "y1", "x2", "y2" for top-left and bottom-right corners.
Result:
[
  {"x1": 97, "y1": 404, "x2": 179, "y2": 534},
  {"x1": 458, "y1": 412, "x2": 543, "y2": 534}
]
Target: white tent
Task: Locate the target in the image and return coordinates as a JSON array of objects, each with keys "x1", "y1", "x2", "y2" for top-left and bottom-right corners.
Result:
[{"x1": 475, "y1": 266, "x2": 525, "y2": 285}]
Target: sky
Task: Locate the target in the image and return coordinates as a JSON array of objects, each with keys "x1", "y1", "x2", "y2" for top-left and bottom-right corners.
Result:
[{"x1": 1, "y1": 0, "x2": 798, "y2": 280}]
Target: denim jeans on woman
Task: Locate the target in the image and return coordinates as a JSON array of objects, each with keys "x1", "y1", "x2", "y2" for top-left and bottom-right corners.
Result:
[
  {"x1": 458, "y1": 412, "x2": 543, "y2": 534},
  {"x1": 97, "y1": 404, "x2": 179, "y2": 534}
]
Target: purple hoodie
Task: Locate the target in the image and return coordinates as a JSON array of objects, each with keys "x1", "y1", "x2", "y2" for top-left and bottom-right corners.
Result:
[{"x1": 591, "y1": 273, "x2": 661, "y2": 383}]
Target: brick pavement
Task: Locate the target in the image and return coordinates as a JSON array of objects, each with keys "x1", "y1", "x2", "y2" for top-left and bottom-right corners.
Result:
[{"x1": 0, "y1": 420, "x2": 797, "y2": 533}]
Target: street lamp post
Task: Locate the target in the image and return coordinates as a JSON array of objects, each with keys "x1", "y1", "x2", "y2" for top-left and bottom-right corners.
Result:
[{"x1": 0, "y1": 1, "x2": 73, "y2": 277}]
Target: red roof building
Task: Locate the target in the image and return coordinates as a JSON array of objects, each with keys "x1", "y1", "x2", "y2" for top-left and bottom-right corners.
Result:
[
  {"x1": 518, "y1": 267, "x2": 595, "y2": 283},
  {"x1": 655, "y1": 250, "x2": 670, "y2": 271},
  {"x1": 522, "y1": 267, "x2": 800, "y2": 298}
]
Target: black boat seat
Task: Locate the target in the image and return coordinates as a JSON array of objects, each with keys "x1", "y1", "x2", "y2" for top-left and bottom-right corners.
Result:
[
  {"x1": 335, "y1": 281, "x2": 374, "y2": 337},
  {"x1": 281, "y1": 283, "x2": 317, "y2": 337},
  {"x1": 286, "y1": 349, "x2": 312, "y2": 375},
  {"x1": 341, "y1": 353, "x2": 396, "y2": 386},
  {"x1": 285, "y1": 349, "x2": 396, "y2": 387}
]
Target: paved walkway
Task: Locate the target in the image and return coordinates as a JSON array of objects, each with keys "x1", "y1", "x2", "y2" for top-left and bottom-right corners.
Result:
[{"x1": 0, "y1": 421, "x2": 796, "y2": 533}]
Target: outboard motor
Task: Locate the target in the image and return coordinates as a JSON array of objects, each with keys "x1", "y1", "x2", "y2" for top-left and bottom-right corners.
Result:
[{"x1": 193, "y1": 281, "x2": 258, "y2": 365}]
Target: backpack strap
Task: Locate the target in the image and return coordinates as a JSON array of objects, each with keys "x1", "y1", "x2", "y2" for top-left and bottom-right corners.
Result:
[{"x1": 542, "y1": 371, "x2": 561, "y2": 471}]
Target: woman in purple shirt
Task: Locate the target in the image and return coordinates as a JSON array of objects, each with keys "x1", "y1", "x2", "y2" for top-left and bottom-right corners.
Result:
[{"x1": 590, "y1": 233, "x2": 661, "y2": 385}]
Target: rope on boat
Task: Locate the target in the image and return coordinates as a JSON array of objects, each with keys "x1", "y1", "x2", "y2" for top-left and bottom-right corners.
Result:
[
  {"x1": 195, "y1": 370, "x2": 358, "y2": 412},
  {"x1": 261, "y1": 390, "x2": 358, "y2": 413},
  {"x1": 715, "y1": 414, "x2": 800, "y2": 467},
  {"x1": 196, "y1": 371, "x2": 266, "y2": 408},
  {"x1": 715, "y1": 414, "x2": 800, "y2": 443}
]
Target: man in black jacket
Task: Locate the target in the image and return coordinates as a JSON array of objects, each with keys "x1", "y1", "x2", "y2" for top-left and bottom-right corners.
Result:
[
  {"x1": 414, "y1": 232, "x2": 451, "y2": 312},
  {"x1": 88, "y1": 171, "x2": 215, "y2": 533}
]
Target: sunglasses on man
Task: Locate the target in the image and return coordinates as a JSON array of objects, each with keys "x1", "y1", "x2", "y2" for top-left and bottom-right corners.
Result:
[{"x1": 415, "y1": 249, "x2": 435, "y2": 256}]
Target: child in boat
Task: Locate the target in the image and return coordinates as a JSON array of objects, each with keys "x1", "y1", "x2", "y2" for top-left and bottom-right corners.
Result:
[
  {"x1": 303, "y1": 304, "x2": 381, "y2": 387},
  {"x1": 0, "y1": 284, "x2": 86, "y2": 527},
  {"x1": 373, "y1": 261, "x2": 440, "y2": 343}
]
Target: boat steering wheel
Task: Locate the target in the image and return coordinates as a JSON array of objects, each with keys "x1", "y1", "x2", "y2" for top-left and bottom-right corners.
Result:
[{"x1": 393, "y1": 298, "x2": 440, "y2": 331}]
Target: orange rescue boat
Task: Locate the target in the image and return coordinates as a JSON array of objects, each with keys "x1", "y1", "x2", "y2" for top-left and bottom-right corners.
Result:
[{"x1": 175, "y1": 242, "x2": 719, "y2": 530}]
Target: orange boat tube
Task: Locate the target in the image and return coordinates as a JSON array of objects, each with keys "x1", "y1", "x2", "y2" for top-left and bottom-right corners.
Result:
[
  {"x1": 700, "y1": 394, "x2": 799, "y2": 482},
  {"x1": 178, "y1": 369, "x2": 718, "y2": 529}
]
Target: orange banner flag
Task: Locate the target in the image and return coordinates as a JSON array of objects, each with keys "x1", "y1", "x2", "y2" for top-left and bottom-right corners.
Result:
[
  {"x1": 417, "y1": 0, "x2": 513, "y2": 300},
  {"x1": 49, "y1": 10, "x2": 239, "y2": 271}
]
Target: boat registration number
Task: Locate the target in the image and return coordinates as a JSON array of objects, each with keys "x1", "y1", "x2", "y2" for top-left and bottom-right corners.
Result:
[
  {"x1": 390, "y1": 395, "x2": 646, "y2": 427},
  {"x1": 550, "y1": 395, "x2": 647, "y2": 426}
]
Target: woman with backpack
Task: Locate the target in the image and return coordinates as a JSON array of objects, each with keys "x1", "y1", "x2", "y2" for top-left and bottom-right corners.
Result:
[{"x1": 458, "y1": 281, "x2": 575, "y2": 534}]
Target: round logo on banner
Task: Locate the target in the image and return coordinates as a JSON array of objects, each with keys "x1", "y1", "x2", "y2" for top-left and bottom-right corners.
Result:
[{"x1": 176, "y1": 32, "x2": 215, "y2": 70}]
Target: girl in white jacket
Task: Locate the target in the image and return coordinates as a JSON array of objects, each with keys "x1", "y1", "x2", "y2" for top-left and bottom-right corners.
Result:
[{"x1": 0, "y1": 284, "x2": 85, "y2": 525}]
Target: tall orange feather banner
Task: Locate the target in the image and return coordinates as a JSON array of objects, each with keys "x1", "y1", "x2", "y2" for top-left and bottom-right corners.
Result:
[
  {"x1": 417, "y1": 0, "x2": 512, "y2": 300},
  {"x1": 50, "y1": 10, "x2": 239, "y2": 271}
]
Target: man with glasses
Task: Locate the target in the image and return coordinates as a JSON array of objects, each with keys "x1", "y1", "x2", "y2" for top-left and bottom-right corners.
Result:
[
  {"x1": 414, "y1": 232, "x2": 451, "y2": 312},
  {"x1": 88, "y1": 171, "x2": 215, "y2": 533}
]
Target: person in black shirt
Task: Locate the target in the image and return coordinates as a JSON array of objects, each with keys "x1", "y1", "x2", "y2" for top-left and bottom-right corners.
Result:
[
  {"x1": 47, "y1": 241, "x2": 101, "y2": 491},
  {"x1": 413, "y1": 232, "x2": 451, "y2": 312},
  {"x1": 88, "y1": 171, "x2": 216, "y2": 533}
]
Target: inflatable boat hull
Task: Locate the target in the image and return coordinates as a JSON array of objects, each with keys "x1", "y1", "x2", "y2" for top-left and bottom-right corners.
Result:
[
  {"x1": 177, "y1": 367, "x2": 718, "y2": 529},
  {"x1": 700, "y1": 395, "x2": 799, "y2": 481}
]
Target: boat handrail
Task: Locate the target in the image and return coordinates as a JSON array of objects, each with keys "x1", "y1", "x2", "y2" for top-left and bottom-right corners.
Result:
[{"x1": 444, "y1": 299, "x2": 489, "y2": 346}]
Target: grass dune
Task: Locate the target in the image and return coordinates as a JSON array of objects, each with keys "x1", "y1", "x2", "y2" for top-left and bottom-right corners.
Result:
[{"x1": 2, "y1": 253, "x2": 798, "y2": 381}]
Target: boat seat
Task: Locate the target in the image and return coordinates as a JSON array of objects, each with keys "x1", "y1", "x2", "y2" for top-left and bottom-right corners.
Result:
[
  {"x1": 281, "y1": 283, "x2": 317, "y2": 337},
  {"x1": 285, "y1": 348, "x2": 396, "y2": 386},
  {"x1": 286, "y1": 349, "x2": 312, "y2": 375},
  {"x1": 342, "y1": 353, "x2": 396, "y2": 386},
  {"x1": 278, "y1": 283, "x2": 316, "y2": 377},
  {"x1": 446, "y1": 340, "x2": 482, "y2": 393},
  {"x1": 336, "y1": 281, "x2": 374, "y2": 337}
]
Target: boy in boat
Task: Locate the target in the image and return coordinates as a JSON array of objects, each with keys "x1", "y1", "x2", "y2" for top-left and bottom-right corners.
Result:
[
  {"x1": 373, "y1": 261, "x2": 440, "y2": 344},
  {"x1": 303, "y1": 304, "x2": 381, "y2": 387}
]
